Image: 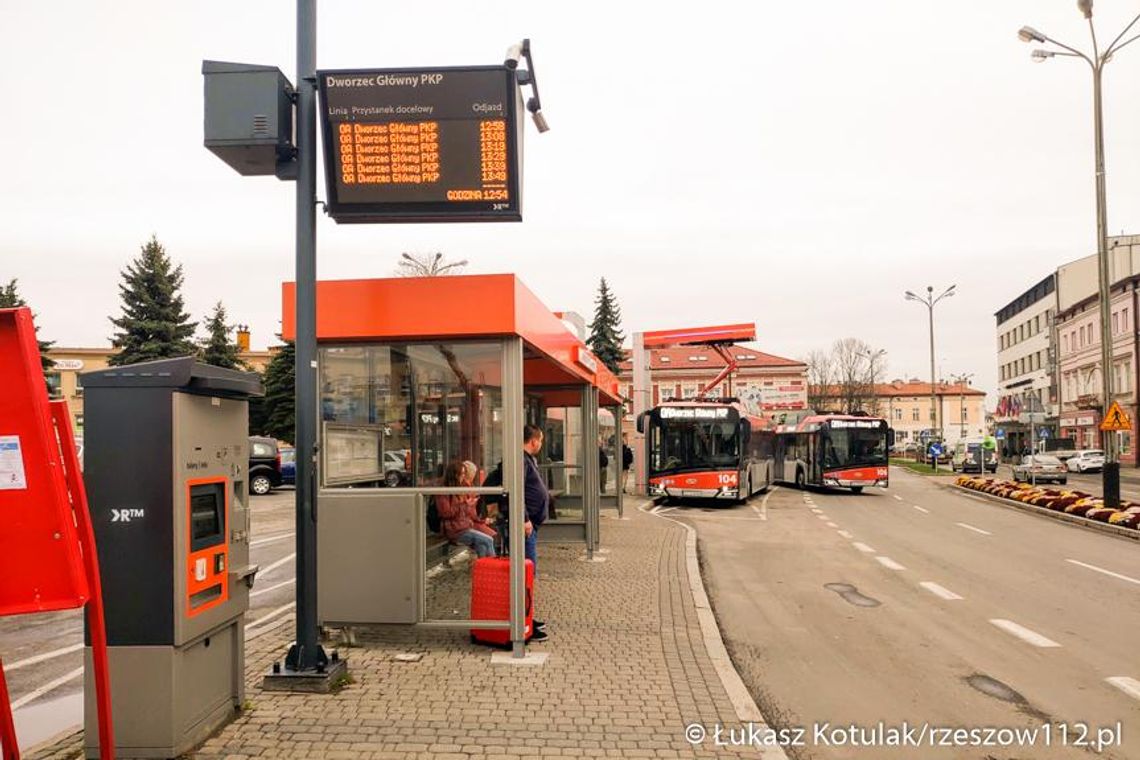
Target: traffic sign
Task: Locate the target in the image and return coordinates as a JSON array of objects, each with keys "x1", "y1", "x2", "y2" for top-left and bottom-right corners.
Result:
[
  {"x1": 995, "y1": 428, "x2": 1005, "y2": 439},
  {"x1": 1100, "y1": 400, "x2": 1133, "y2": 432},
  {"x1": 1039, "y1": 428, "x2": 1049, "y2": 439},
  {"x1": 929, "y1": 443, "x2": 943, "y2": 457}
]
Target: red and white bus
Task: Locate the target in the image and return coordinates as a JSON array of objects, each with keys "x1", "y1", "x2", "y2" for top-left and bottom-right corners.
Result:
[
  {"x1": 639, "y1": 399, "x2": 774, "y2": 501},
  {"x1": 774, "y1": 413, "x2": 891, "y2": 493}
]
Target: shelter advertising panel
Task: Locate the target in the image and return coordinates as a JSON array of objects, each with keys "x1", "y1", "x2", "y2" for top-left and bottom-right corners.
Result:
[{"x1": 318, "y1": 66, "x2": 523, "y2": 223}]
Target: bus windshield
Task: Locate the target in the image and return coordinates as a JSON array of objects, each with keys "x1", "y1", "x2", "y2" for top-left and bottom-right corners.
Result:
[
  {"x1": 821, "y1": 425, "x2": 887, "y2": 470},
  {"x1": 651, "y1": 418, "x2": 741, "y2": 474}
]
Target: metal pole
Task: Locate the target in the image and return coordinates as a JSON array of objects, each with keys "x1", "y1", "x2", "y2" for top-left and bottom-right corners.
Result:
[
  {"x1": 289, "y1": 0, "x2": 322, "y2": 673},
  {"x1": 928, "y1": 292, "x2": 937, "y2": 471},
  {"x1": 1093, "y1": 62, "x2": 1121, "y2": 508},
  {"x1": 501, "y1": 338, "x2": 526, "y2": 657}
]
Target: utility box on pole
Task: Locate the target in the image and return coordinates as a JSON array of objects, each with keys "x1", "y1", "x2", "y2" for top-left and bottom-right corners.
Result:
[
  {"x1": 203, "y1": 60, "x2": 296, "y2": 178},
  {"x1": 81, "y1": 357, "x2": 262, "y2": 758}
]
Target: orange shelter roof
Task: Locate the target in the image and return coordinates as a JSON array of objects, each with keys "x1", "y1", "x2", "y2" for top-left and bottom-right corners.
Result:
[{"x1": 282, "y1": 274, "x2": 622, "y2": 406}]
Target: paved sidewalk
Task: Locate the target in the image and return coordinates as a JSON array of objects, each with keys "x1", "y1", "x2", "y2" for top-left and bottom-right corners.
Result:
[{"x1": 32, "y1": 501, "x2": 773, "y2": 759}]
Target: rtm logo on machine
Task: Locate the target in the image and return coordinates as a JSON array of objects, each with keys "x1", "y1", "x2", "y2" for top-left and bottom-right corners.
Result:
[{"x1": 110, "y1": 508, "x2": 146, "y2": 523}]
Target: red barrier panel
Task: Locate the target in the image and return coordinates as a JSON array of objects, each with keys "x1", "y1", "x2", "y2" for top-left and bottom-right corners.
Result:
[{"x1": 0, "y1": 307, "x2": 114, "y2": 759}]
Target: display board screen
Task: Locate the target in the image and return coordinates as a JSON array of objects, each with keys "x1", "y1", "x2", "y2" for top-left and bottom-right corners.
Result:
[
  {"x1": 318, "y1": 66, "x2": 522, "y2": 223},
  {"x1": 189, "y1": 483, "x2": 225, "y2": 548}
]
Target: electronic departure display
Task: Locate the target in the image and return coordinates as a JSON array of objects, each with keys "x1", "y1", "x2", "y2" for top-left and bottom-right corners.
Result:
[{"x1": 317, "y1": 66, "x2": 523, "y2": 223}]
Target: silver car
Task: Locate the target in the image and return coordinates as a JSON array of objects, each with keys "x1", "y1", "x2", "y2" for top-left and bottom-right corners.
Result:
[
  {"x1": 1066, "y1": 449, "x2": 1105, "y2": 473},
  {"x1": 1012, "y1": 454, "x2": 1067, "y2": 484}
]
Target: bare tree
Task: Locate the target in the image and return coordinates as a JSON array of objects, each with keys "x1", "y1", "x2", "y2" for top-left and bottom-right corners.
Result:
[
  {"x1": 804, "y1": 348, "x2": 836, "y2": 411},
  {"x1": 395, "y1": 252, "x2": 468, "y2": 277}
]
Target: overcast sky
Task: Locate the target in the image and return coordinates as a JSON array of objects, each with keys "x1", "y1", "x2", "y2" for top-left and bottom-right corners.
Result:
[{"x1": 4, "y1": 1, "x2": 1140, "y2": 405}]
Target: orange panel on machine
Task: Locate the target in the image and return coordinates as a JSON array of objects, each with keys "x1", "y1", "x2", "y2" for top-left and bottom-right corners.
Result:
[
  {"x1": 642, "y1": 323, "x2": 756, "y2": 348},
  {"x1": 185, "y1": 476, "x2": 229, "y2": 618}
]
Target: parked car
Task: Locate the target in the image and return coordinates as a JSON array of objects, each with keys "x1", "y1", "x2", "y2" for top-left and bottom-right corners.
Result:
[
  {"x1": 1011, "y1": 454, "x2": 1067, "y2": 484},
  {"x1": 280, "y1": 446, "x2": 296, "y2": 485},
  {"x1": 1066, "y1": 449, "x2": 1105, "y2": 473},
  {"x1": 249, "y1": 436, "x2": 283, "y2": 495},
  {"x1": 384, "y1": 449, "x2": 410, "y2": 487}
]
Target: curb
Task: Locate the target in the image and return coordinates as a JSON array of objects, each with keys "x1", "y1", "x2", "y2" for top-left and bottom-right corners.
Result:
[
  {"x1": 946, "y1": 484, "x2": 1140, "y2": 543},
  {"x1": 640, "y1": 502, "x2": 789, "y2": 760}
]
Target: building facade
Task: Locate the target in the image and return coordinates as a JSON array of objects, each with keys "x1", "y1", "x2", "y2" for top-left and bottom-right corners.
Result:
[
  {"x1": 617, "y1": 344, "x2": 809, "y2": 414},
  {"x1": 46, "y1": 329, "x2": 275, "y2": 433},
  {"x1": 993, "y1": 274, "x2": 1057, "y2": 457},
  {"x1": 1054, "y1": 237, "x2": 1140, "y2": 463}
]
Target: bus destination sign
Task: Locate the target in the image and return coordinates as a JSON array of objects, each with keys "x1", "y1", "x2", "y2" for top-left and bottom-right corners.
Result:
[{"x1": 317, "y1": 66, "x2": 523, "y2": 223}]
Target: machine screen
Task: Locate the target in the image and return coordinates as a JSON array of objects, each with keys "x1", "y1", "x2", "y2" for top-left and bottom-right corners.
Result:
[{"x1": 189, "y1": 483, "x2": 225, "y2": 548}]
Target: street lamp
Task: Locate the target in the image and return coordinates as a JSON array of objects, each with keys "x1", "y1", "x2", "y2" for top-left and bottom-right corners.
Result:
[
  {"x1": 858, "y1": 348, "x2": 887, "y2": 416},
  {"x1": 1018, "y1": 1, "x2": 1140, "y2": 508},
  {"x1": 906, "y1": 285, "x2": 956, "y2": 468},
  {"x1": 952, "y1": 372, "x2": 975, "y2": 439}
]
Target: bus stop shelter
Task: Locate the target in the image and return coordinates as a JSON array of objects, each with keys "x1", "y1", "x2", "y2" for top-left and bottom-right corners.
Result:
[{"x1": 281, "y1": 274, "x2": 622, "y2": 654}]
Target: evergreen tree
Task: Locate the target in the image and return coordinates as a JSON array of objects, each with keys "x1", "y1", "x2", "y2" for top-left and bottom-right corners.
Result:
[
  {"x1": 586, "y1": 278, "x2": 626, "y2": 374},
  {"x1": 0, "y1": 279, "x2": 55, "y2": 373},
  {"x1": 108, "y1": 236, "x2": 197, "y2": 366},
  {"x1": 247, "y1": 369, "x2": 270, "y2": 436},
  {"x1": 262, "y1": 341, "x2": 296, "y2": 444},
  {"x1": 198, "y1": 301, "x2": 241, "y2": 369}
]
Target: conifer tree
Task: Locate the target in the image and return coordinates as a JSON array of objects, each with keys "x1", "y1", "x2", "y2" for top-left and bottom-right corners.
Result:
[
  {"x1": 0, "y1": 279, "x2": 55, "y2": 373},
  {"x1": 108, "y1": 235, "x2": 197, "y2": 366},
  {"x1": 262, "y1": 341, "x2": 296, "y2": 444},
  {"x1": 586, "y1": 278, "x2": 626, "y2": 374},
  {"x1": 198, "y1": 301, "x2": 242, "y2": 369}
]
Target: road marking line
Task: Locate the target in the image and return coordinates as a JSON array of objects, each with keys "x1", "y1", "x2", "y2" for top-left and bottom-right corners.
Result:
[
  {"x1": 810, "y1": 508, "x2": 822, "y2": 514},
  {"x1": 852, "y1": 542, "x2": 876, "y2": 553},
  {"x1": 825, "y1": 521, "x2": 838, "y2": 528},
  {"x1": 258, "y1": 552, "x2": 296, "y2": 578},
  {"x1": 10, "y1": 666, "x2": 83, "y2": 711},
  {"x1": 875, "y1": 556, "x2": 906, "y2": 570},
  {"x1": 913, "y1": 505, "x2": 929, "y2": 514},
  {"x1": 657, "y1": 507, "x2": 676, "y2": 515},
  {"x1": 956, "y1": 522, "x2": 992, "y2": 536},
  {"x1": 759, "y1": 486, "x2": 776, "y2": 521},
  {"x1": 246, "y1": 601, "x2": 297, "y2": 630},
  {"x1": 837, "y1": 530, "x2": 853, "y2": 539},
  {"x1": 3, "y1": 643, "x2": 83, "y2": 672},
  {"x1": 816, "y1": 514, "x2": 828, "y2": 521},
  {"x1": 250, "y1": 532, "x2": 295, "y2": 547},
  {"x1": 989, "y1": 619, "x2": 1061, "y2": 648},
  {"x1": 1107, "y1": 677, "x2": 1140, "y2": 701},
  {"x1": 919, "y1": 581, "x2": 963, "y2": 600},
  {"x1": 250, "y1": 578, "x2": 296, "y2": 598},
  {"x1": 893, "y1": 495, "x2": 903, "y2": 501},
  {"x1": 1066, "y1": 559, "x2": 1140, "y2": 586}
]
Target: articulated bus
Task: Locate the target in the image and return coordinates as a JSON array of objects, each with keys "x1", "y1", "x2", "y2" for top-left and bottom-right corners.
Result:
[
  {"x1": 639, "y1": 399, "x2": 773, "y2": 501},
  {"x1": 774, "y1": 413, "x2": 891, "y2": 493}
]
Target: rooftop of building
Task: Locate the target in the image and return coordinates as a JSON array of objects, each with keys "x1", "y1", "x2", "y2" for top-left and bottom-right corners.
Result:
[{"x1": 618, "y1": 343, "x2": 806, "y2": 373}]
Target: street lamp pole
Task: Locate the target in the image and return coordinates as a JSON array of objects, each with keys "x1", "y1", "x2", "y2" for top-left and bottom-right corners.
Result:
[
  {"x1": 953, "y1": 372, "x2": 974, "y2": 439},
  {"x1": 858, "y1": 348, "x2": 887, "y2": 416},
  {"x1": 906, "y1": 285, "x2": 956, "y2": 468},
  {"x1": 1018, "y1": 2, "x2": 1140, "y2": 508}
]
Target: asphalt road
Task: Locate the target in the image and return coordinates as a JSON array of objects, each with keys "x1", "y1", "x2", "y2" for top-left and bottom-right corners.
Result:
[
  {"x1": 669, "y1": 466, "x2": 1140, "y2": 760},
  {"x1": 0, "y1": 488, "x2": 298, "y2": 750}
]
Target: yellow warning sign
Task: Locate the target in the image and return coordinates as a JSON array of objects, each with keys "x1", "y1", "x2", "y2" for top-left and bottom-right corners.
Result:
[{"x1": 1100, "y1": 400, "x2": 1133, "y2": 432}]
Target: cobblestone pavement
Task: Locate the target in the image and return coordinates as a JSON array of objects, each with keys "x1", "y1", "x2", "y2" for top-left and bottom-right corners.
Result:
[{"x1": 31, "y1": 502, "x2": 767, "y2": 759}]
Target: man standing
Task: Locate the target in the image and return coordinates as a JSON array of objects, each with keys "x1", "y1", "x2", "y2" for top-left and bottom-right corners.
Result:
[
  {"x1": 621, "y1": 433, "x2": 634, "y2": 493},
  {"x1": 522, "y1": 424, "x2": 550, "y2": 641}
]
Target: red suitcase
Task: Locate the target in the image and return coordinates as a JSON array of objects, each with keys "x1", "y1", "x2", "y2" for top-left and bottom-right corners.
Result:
[{"x1": 470, "y1": 557, "x2": 534, "y2": 646}]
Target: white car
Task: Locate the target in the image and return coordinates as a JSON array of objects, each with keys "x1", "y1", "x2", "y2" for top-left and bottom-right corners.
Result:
[
  {"x1": 1066, "y1": 449, "x2": 1105, "y2": 473},
  {"x1": 1011, "y1": 454, "x2": 1068, "y2": 484}
]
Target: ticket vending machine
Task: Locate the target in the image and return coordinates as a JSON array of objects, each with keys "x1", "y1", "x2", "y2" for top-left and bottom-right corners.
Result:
[{"x1": 80, "y1": 357, "x2": 262, "y2": 758}]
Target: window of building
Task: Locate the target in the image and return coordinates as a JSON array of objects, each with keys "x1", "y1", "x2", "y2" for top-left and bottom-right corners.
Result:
[
  {"x1": 1063, "y1": 334, "x2": 1069, "y2": 353},
  {"x1": 1035, "y1": 315, "x2": 1041, "y2": 333},
  {"x1": 1124, "y1": 308, "x2": 1130, "y2": 331},
  {"x1": 894, "y1": 408, "x2": 902, "y2": 420},
  {"x1": 1114, "y1": 313, "x2": 1120, "y2": 334},
  {"x1": 911, "y1": 408, "x2": 919, "y2": 421},
  {"x1": 1120, "y1": 431, "x2": 1132, "y2": 456},
  {"x1": 45, "y1": 372, "x2": 62, "y2": 399}
]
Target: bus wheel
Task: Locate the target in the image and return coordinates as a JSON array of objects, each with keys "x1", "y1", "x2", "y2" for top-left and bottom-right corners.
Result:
[
  {"x1": 850, "y1": 486, "x2": 863, "y2": 494},
  {"x1": 795, "y1": 468, "x2": 805, "y2": 489}
]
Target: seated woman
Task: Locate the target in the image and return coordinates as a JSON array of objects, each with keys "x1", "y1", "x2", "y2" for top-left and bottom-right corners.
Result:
[{"x1": 435, "y1": 460, "x2": 497, "y2": 558}]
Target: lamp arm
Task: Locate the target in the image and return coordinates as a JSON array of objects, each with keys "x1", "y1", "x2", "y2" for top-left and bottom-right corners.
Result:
[
  {"x1": 1105, "y1": 11, "x2": 1140, "y2": 57},
  {"x1": 1108, "y1": 30, "x2": 1140, "y2": 57},
  {"x1": 1041, "y1": 33, "x2": 1095, "y2": 67}
]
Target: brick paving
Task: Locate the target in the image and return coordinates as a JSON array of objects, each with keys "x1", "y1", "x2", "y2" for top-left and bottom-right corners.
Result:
[{"x1": 31, "y1": 502, "x2": 761, "y2": 759}]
